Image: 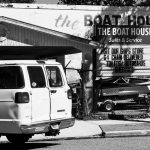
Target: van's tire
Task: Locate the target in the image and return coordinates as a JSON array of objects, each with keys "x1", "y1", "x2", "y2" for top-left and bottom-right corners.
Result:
[
  {"x1": 103, "y1": 101, "x2": 114, "y2": 112},
  {"x1": 6, "y1": 134, "x2": 31, "y2": 144}
]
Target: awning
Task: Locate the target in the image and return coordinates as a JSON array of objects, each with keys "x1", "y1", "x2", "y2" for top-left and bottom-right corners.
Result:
[{"x1": 0, "y1": 46, "x2": 81, "y2": 60}]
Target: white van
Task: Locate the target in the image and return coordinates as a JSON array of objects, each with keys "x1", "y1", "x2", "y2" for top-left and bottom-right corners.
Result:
[{"x1": 0, "y1": 60, "x2": 74, "y2": 143}]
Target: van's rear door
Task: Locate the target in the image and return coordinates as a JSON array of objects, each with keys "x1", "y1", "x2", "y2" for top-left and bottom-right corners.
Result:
[
  {"x1": 46, "y1": 65, "x2": 72, "y2": 120},
  {"x1": 0, "y1": 66, "x2": 31, "y2": 126}
]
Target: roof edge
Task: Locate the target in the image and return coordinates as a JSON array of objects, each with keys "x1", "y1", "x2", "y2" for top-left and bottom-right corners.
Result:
[{"x1": 0, "y1": 16, "x2": 96, "y2": 47}]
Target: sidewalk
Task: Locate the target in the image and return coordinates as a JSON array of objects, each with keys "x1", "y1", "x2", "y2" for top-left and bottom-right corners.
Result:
[
  {"x1": 87, "y1": 118, "x2": 150, "y2": 137},
  {"x1": 31, "y1": 118, "x2": 150, "y2": 141},
  {"x1": 31, "y1": 120, "x2": 103, "y2": 141},
  {"x1": 1, "y1": 119, "x2": 150, "y2": 142}
]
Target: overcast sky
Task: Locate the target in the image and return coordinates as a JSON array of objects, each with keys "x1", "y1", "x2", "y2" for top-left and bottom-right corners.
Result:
[{"x1": 35, "y1": 0, "x2": 59, "y2": 4}]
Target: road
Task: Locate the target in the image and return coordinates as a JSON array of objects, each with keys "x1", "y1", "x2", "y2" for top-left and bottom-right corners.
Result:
[{"x1": 1, "y1": 136, "x2": 150, "y2": 150}]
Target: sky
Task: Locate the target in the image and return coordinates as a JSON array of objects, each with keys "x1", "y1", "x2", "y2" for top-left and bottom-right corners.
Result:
[{"x1": 35, "y1": 0, "x2": 59, "y2": 4}]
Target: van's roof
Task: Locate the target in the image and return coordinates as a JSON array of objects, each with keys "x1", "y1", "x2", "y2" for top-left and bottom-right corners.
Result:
[{"x1": 0, "y1": 60, "x2": 61, "y2": 65}]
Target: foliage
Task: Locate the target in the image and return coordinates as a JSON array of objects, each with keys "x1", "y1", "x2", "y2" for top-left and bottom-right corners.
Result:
[{"x1": 58, "y1": 0, "x2": 150, "y2": 6}]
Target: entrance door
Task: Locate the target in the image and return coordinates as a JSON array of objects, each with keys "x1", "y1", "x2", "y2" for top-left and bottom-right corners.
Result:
[
  {"x1": 46, "y1": 65, "x2": 71, "y2": 120},
  {"x1": 27, "y1": 66, "x2": 50, "y2": 123}
]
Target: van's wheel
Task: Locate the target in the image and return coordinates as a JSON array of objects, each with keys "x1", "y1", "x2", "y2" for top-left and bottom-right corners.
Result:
[
  {"x1": 6, "y1": 134, "x2": 31, "y2": 144},
  {"x1": 104, "y1": 101, "x2": 114, "y2": 112}
]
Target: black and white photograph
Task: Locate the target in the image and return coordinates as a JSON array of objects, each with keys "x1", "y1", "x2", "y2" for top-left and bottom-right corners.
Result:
[{"x1": 0, "y1": 0, "x2": 150, "y2": 150}]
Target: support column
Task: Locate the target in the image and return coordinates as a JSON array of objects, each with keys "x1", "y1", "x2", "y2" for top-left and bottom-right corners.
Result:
[{"x1": 92, "y1": 49, "x2": 97, "y2": 112}]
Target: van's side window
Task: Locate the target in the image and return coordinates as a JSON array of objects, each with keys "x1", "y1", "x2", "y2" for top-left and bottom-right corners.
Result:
[
  {"x1": 46, "y1": 66, "x2": 63, "y2": 87},
  {"x1": 0, "y1": 66, "x2": 24, "y2": 89},
  {"x1": 28, "y1": 66, "x2": 46, "y2": 88}
]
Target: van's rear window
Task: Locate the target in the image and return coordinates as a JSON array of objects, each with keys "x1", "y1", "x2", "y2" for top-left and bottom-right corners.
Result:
[{"x1": 0, "y1": 66, "x2": 24, "y2": 89}]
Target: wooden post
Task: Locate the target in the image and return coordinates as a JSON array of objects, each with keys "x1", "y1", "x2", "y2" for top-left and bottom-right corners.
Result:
[
  {"x1": 92, "y1": 49, "x2": 97, "y2": 112},
  {"x1": 81, "y1": 61, "x2": 88, "y2": 116}
]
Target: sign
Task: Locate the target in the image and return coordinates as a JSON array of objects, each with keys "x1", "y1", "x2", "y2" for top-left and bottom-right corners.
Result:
[
  {"x1": 97, "y1": 45, "x2": 150, "y2": 77},
  {"x1": 91, "y1": 7, "x2": 150, "y2": 77}
]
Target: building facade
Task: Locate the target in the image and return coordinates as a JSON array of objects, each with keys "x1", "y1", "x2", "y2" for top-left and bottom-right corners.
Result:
[{"x1": 0, "y1": 4, "x2": 150, "y2": 114}]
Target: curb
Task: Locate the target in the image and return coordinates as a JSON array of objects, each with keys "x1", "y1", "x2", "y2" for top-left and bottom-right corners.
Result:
[
  {"x1": 30, "y1": 134, "x2": 103, "y2": 142},
  {"x1": 30, "y1": 125, "x2": 150, "y2": 142},
  {"x1": 125, "y1": 119, "x2": 150, "y2": 123},
  {"x1": 30, "y1": 129, "x2": 150, "y2": 142},
  {"x1": 105, "y1": 130, "x2": 150, "y2": 138}
]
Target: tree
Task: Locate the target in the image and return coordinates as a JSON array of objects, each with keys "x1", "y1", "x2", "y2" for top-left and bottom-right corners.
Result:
[{"x1": 58, "y1": 0, "x2": 149, "y2": 6}]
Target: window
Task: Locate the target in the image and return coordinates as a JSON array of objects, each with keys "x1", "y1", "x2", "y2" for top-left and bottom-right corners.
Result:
[
  {"x1": 28, "y1": 66, "x2": 46, "y2": 88},
  {"x1": 0, "y1": 66, "x2": 24, "y2": 89},
  {"x1": 46, "y1": 66, "x2": 63, "y2": 87}
]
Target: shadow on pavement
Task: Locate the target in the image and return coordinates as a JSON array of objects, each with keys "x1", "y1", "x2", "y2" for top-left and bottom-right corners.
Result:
[{"x1": 0, "y1": 142, "x2": 60, "y2": 150}]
